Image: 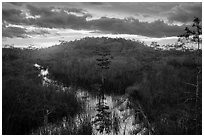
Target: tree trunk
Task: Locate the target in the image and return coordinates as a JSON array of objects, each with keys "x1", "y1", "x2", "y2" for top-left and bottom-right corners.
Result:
[
  {"x1": 123, "y1": 122, "x2": 127, "y2": 135},
  {"x1": 195, "y1": 70, "x2": 200, "y2": 134},
  {"x1": 198, "y1": 39, "x2": 199, "y2": 50},
  {"x1": 195, "y1": 36, "x2": 200, "y2": 134}
]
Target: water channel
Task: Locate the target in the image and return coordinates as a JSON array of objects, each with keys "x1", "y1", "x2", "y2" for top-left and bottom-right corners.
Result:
[{"x1": 34, "y1": 63, "x2": 151, "y2": 135}]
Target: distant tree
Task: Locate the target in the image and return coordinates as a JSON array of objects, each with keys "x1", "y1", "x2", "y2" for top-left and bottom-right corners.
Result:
[
  {"x1": 150, "y1": 42, "x2": 157, "y2": 47},
  {"x1": 59, "y1": 40, "x2": 68, "y2": 45},
  {"x1": 96, "y1": 46, "x2": 111, "y2": 84},
  {"x1": 150, "y1": 42, "x2": 160, "y2": 50},
  {"x1": 93, "y1": 46, "x2": 112, "y2": 134},
  {"x1": 3, "y1": 44, "x2": 14, "y2": 48}
]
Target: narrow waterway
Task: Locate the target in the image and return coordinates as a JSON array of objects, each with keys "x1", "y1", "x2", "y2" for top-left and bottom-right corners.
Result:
[{"x1": 34, "y1": 63, "x2": 150, "y2": 135}]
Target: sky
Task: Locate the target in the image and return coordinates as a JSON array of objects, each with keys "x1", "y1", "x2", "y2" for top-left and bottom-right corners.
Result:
[{"x1": 2, "y1": 2, "x2": 202, "y2": 48}]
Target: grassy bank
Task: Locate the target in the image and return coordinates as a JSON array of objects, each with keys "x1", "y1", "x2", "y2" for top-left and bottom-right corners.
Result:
[{"x1": 2, "y1": 48, "x2": 82, "y2": 134}]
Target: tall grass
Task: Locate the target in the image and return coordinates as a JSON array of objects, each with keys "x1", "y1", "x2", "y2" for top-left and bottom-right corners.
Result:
[
  {"x1": 32, "y1": 37, "x2": 201, "y2": 134},
  {"x1": 2, "y1": 48, "x2": 82, "y2": 134}
]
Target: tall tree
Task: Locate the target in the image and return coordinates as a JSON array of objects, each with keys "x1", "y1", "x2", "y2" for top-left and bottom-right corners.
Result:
[
  {"x1": 93, "y1": 46, "x2": 112, "y2": 134},
  {"x1": 179, "y1": 17, "x2": 202, "y2": 50},
  {"x1": 178, "y1": 17, "x2": 202, "y2": 134}
]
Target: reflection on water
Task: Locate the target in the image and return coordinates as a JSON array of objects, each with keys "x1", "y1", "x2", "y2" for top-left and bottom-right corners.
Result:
[{"x1": 34, "y1": 63, "x2": 150, "y2": 135}]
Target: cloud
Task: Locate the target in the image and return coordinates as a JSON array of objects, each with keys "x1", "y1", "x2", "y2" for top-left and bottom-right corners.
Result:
[
  {"x1": 87, "y1": 2, "x2": 104, "y2": 5},
  {"x1": 63, "y1": 7, "x2": 92, "y2": 18},
  {"x1": 85, "y1": 2, "x2": 106, "y2": 6},
  {"x1": 26, "y1": 4, "x2": 89, "y2": 16},
  {"x1": 8, "y1": 2, "x2": 25, "y2": 6},
  {"x1": 2, "y1": 23, "x2": 50, "y2": 38},
  {"x1": 2, "y1": 3, "x2": 193, "y2": 38},
  {"x1": 25, "y1": 5, "x2": 89, "y2": 29},
  {"x1": 26, "y1": 5, "x2": 188, "y2": 37},
  {"x1": 64, "y1": 7, "x2": 86, "y2": 13},
  {"x1": 2, "y1": 8, "x2": 27, "y2": 24},
  {"x1": 26, "y1": 5, "x2": 54, "y2": 16},
  {"x1": 167, "y1": 3, "x2": 202, "y2": 23},
  {"x1": 89, "y1": 17, "x2": 187, "y2": 37},
  {"x1": 2, "y1": 26, "x2": 27, "y2": 38},
  {"x1": 31, "y1": 12, "x2": 88, "y2": 29},
  {"x1": 27, "y1": 29, "x2": 50, "y2": 36}
]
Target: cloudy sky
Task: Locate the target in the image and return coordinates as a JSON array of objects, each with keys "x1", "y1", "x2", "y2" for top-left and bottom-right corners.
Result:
[{"x1": 2, "y1": 2, "x2": 202, "y2": 48}]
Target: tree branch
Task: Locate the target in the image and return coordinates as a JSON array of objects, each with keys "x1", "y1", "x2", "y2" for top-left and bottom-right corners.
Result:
[
  {"x1": 182, "y1": 82, "x2": 197, "y2": 87},
  {"x1": 184, "y1": 98, "x2": 195, "y2": 104}
]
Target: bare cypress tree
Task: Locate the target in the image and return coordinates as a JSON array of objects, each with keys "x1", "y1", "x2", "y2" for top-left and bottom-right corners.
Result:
[
  {"x1": 178, "y1": 17, "x2": 202, "y2": 134},
  {"x1": 93, "y1": 46, "x2": 112, "y2": 134}
]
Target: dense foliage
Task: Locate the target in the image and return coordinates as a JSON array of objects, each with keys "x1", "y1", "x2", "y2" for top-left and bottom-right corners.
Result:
[
  {"x1": 2, "y1": 35, "x2": 202, "y2": 134},
  {"x1": 2, "y1": 48, "x2": 82, "y2": 134},
  {"x1": 32, "y1": 37, "x2": 201, "y2": 134}
]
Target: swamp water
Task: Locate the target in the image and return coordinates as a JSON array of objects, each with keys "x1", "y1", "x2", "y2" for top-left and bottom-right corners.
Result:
[{"x1": 33, "y1": 63, "x2": 150, "y2": 135}]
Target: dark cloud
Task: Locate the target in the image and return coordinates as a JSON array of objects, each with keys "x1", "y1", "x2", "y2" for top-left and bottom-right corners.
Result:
[
  {"x1": 26, "y1": 5, "x2": 54, "y2": 16},
  {"x1": 2, "y1": 3, "x2": 195, "y2": 38},
  {"x1": 8, "y1": 2, "x2": 25, "y2": 6},
  {"x1": 25, "y1": 5, "x2": 89, "y2": 29},
  {"x1": 167, "y1": 3, "x2": 202, "y2": 23},
  {"x1": 140, "y1": 14, "x2": 151, "y2": 18},
  {"x1": 26, "y1": 4, "x2": 89, "y2": 16},
  {"x1": 32, "y1": 14, "x2": 88, "y2": 29},
  {"x1": 2, "y1": 26, "x2": 50, "y2": 38},
  {"x1": 65, "y1": 7, "x2": 86, "y2": 13},
  {"x1": 25, "y1": 5, "x2": 188, "y2": 37},
  {"x1": 89, "y1": 17, "x2": 186, "y2": 37},
  {"x1": 2, "y1": 21, "x2": 50, "y2": 38},
  {"x1": 2, "y1": 26, "x2": 27, "y2": 38},
  {"x1": 27, "y1": 29, "x2": 50, "y2": 36},
  {"x1": 2, "y1": 8, "x2": 27, "y2": 24},
  {"x1": 86, "y1": 2, "x2": 105, "y2": 5},
  {"x1": 30, "y1": 13, "x2": 88, "y2": 29}
]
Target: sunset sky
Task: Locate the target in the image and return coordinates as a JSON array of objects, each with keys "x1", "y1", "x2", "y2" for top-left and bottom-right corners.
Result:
[{"x1": 2, "y1": 2, "x2": 202, "y2": 48}]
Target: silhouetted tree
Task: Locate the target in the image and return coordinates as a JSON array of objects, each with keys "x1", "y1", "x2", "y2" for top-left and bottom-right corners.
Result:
[
  {"x1": 178, "y1": 17, "x2": 202, "y2": 134},
  {"x1": 179, "y1": 17, "x2": 202, "y2": 50},
  {"x1": 93, "y1": 46, "x2": 112, "y2": 134}
]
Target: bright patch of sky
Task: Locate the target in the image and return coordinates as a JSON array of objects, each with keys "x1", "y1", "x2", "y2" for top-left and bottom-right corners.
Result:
[{"x1": 3, "y1": 26, "x2": 179, "y2": 48}]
